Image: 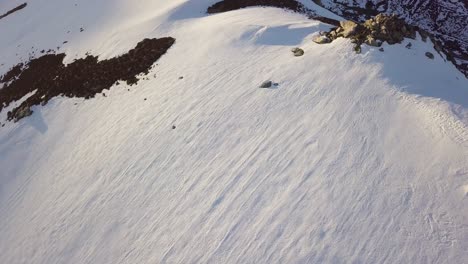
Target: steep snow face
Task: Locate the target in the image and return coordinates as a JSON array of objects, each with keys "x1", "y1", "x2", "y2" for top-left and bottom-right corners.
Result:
[{"x1": 0, "y1": 1, "x2": 467, "y2": 263}]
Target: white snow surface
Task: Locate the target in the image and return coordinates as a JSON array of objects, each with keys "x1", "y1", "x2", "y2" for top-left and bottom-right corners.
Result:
[{"x1": 1, "y1": 1, "x2": 468, "y2": 263}]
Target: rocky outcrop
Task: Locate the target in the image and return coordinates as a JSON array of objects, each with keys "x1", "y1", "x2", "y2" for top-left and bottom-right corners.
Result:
[
  {"x1": 207, "y1": 0, "x2": 340, "y2": 26},
  {"x1": 339, "y1": 20, "x2": 359, "y2": 38},
  {"x1": 0, "y1": 37, "x2": 175, "y2": 122},
  {"x1": 314, "y1": 0, "x2": 468, "y2": 77},
  {"x1": 316, "y1": 0, "x2": 467, "y2": 45},
  {"x1": 319, "y1": 14, "x2": 418, "y2": 52},
  {"x1": 207, "y1": 0, "x2": 312, "y2": 15}
]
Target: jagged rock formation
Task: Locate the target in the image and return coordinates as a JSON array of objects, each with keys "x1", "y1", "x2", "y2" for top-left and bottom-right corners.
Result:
[
  {"x1": 317, "y1": 14, "x2": 419, "y2": 51},
  {"x1": 314, "y1": 0, "x2": 468, "y2": 76}
]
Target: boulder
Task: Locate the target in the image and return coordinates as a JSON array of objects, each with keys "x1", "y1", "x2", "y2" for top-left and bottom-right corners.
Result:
[
  {"x1": 259, "y1": 80, "x2": 272, "y2": 88},
  {"x1": 13, "y1": 105, "x2": 32, "y2": 122},
  {"x1": 291, "y1": 47, "x2": 304, "y2": 57},
  {"x1": 340, "y1": 20, "x2": 359, "y2": 38},
  {"x1": 313, "y1": 35, "x2": 331, "y2": 44},
  {"x1": 425, "y1": 52, "x2": 434, "y2": 59}
]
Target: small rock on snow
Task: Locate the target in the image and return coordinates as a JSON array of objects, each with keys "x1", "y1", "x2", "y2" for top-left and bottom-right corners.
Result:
[
  {"x1": 259, "y1": 81, "x2": 272, "y2": 88},
  {"x1": 425, "y1": 52, "x2": 434, "y2": 59}
]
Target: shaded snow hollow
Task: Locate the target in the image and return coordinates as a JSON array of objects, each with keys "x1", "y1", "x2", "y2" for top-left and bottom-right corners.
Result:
[{"x1": 0, "y1": 0, "x2": 467, "y2": 263}]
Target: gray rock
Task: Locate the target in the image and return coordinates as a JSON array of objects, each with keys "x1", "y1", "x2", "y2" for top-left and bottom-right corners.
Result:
[
  {"x1": 379, "y1": 47, "x2": 384, "y2": 52},
  {"x1": 405, "y1": 42, "x2": 412, "y2": 49},
  {"x1": 259, "y1": 81, "x2": 272, "y2": 88},
  {"x1": 291, "y1": 47, "x2": 304, "y2": 57},
  {"x1": 313, "y1": 35, "x2": 331, "y2": 44},
  {"x1": 425, "y1": 52, "x2": 434, "y2": 59},
  {"x1": 14, "y1": 105, "x2": 32, "y2": 122},
  {"x1": 340, "y1": 20, "x2": 358, "y2": 38}
]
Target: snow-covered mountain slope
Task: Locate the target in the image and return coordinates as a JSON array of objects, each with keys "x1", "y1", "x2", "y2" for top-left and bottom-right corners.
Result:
[{"x1": 0, "y1": 0, "x2": 467, "y2": 263}]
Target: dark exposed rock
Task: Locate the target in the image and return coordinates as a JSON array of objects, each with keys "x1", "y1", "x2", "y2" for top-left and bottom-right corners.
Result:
[
  {"x1": 0, "y1": 37, "x2": 175, "y2": 122},
  {"x1": 425, "y1": 52, "x2": 434, "y2": 59},
  {"x1": 13, "y1": 105, "x2": 33, "y2": 122},
  {"x1": 354, "y1": 45, "x2": 361, "y2": 54},
  {"x1": 259, "y1": 80, "x2": 272, "y2": 88},
  {"x1": 0, "y1": 3, "x2": 27, "y2": 21},
  {"x1": 207, "y1": 0, "x2": 340, "y2": 26},
  {"x1": 0, "y1": 63, "x2": 23, "y2": 83}
]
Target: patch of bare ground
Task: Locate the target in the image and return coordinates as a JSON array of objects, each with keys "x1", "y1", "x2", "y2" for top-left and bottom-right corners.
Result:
[{"x1": 0, "y1": 37, "x2": 175, "y2": 122}]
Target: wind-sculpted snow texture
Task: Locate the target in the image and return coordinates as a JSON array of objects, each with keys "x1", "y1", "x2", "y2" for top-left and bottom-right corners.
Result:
[{"x1": 0, "y1": 0, "x2": 467, "y2": 263}]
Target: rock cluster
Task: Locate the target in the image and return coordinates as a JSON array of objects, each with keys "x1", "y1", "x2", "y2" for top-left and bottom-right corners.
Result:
[
  {"x1": 311, "y1": 0, "x2": 467, "y2": 77},
  {"x1": 316, "y1": 14, "x2": 418, "y2": 52}
]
